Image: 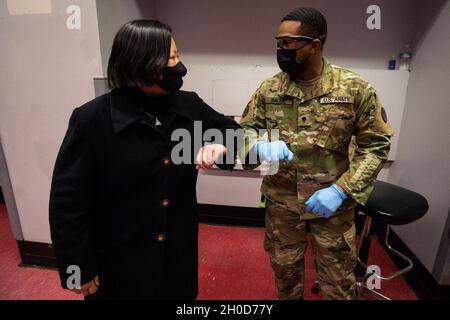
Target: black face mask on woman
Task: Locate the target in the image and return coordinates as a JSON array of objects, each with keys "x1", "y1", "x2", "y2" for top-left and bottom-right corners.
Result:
[{"x1": 156, "y1": 61, "x2": 187, "y2": 93}]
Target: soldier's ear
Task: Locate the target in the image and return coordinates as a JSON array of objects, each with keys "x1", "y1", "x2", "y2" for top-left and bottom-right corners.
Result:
[{"x1": 311, "y1": 39, "x2": 322, "y2": 52}]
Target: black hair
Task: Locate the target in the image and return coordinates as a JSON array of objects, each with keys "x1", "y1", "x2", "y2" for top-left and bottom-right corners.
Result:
[
  {"x1": 107, "y1": 19, "x2": 172, "y2": 89},
  {"x1": 282, "y1": 7, "x2": 327, "y2": 46}
]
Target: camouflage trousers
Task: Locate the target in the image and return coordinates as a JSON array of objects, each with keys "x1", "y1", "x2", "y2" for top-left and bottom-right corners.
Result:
[{"x1": 264, "y1": 200, "x2": 357, "y2": 300}]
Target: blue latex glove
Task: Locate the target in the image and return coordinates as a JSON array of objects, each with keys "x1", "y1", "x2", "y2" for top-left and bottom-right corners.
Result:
[
  {"x1": 255, "y1": 141, "x2": 294, "y2": 162},
  {"x1": 305, "y1": 184, "x2": 347, "y2": 218}
]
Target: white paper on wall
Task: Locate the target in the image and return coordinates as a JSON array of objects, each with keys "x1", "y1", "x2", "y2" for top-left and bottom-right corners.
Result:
[{"x1": 6, "y1": 0, "x2": 52, "y2": 15}]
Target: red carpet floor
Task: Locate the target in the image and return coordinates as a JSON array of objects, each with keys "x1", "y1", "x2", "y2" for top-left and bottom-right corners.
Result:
[{"x1": 0, "y1": 204, "x2": 417, "y2": 300}]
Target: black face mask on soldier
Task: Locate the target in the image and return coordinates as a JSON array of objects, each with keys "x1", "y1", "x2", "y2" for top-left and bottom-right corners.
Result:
[
  {"x1": 276, "y1": 43, "x2": 312, "y2": 75},
  {"x1": 156, "y1": 61, "x2": 187, "y2": 93}
]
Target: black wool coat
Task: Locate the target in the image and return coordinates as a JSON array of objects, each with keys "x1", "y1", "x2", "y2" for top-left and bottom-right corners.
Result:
[{"x1": 49, "y1": 87, "x2": 240, "y2": 299}]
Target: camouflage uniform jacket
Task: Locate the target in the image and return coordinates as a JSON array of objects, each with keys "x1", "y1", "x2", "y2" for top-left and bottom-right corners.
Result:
[{"x1": 240, "y1": 59, "x2": 393, "y2": 220}]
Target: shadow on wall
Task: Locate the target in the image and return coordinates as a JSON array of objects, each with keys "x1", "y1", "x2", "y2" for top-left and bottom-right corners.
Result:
[
  {"x1": 433, "y1": 207, "x2": 450, "y2": 284},
  {"x1": 96, "y1": 0, "x2": 158, "y2": 77},
  {"x1": 97, "y1": 0, "x2": 448, "y2": 69},
  {"x1": 132, "y1": 0, "x2": 156, "y2": 18},
  {"x1": 411, "y1": 0, "x2": 448, "y2": 51},
  {"x1": 149, "y1": 0, "x2": 418, "y2": 62}
]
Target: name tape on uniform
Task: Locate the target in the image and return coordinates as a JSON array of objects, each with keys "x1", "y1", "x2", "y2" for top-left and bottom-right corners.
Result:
[{"x1": 320, "y1": 96, "x2": 354, "y2": 104}]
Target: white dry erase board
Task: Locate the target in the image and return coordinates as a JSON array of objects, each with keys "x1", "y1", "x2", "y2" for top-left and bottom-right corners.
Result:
[{"x1": 182, "y1": 65, "x2": 409, "y2": 161}]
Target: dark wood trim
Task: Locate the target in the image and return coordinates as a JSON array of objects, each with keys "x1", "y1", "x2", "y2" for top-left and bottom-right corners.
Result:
[
  {"x1": 0, "y1": 186, "x2": 4, "y2": 203},
  {"x1": 198, "y1": 203, "x2": 265, "y2": 227},
  {"x1": 15, "y1": 203, "x2": 264, "y2": 271},
  {"x1": 17, "y1": 240, "x2": 57, "y2": 269}
]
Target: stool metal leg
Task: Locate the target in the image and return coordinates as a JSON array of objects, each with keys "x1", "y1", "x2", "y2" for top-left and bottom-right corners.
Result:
[
  {"x1": 312, "y1": 214, "x2": 414, "y2": 300},
  {"x1": 356, "y1": 281, "x2": 391, "y2": 300},
  {"x1": 355, "y1": 215, "x2": 392, "y2": 300},
  {"x1": 356, "y1": 215, "x2": 372, "y2": 278},
  {"x1": 370, "y1": 225, "x2": 413, "y2": 281},
  {"x1": 356, "y1": 215, "x2": 414, "y2": 300}
]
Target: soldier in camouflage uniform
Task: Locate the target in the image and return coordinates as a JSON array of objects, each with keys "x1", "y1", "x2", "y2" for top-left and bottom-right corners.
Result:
[{"x1": 239, "y1": 8, "x2": 393, "y2": 300}]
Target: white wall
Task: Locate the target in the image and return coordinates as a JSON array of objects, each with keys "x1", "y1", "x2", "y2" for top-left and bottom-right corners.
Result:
[
  {"x1": 96, "y1": 0, "x2": 156, "y2": 77},
  {"x1": 156, "y1": 0, "x2": 418, "y2": 69},
  {"x1": 0, "y1": 0, "x2": 103, "y2": 243},
  {"x1": 184, "y1": 65, "x2": 409, "y2": 206},
  {"x1": 95, "y1": 0, "x2": 420, "y2": 72},
  {"x1": 388, "y1": 1, "x2": 450, "y2": 283}
]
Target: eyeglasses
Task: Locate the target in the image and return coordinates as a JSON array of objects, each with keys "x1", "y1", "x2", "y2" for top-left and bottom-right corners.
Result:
[{"x1": 275, "y1": 35, "x2": 319, "y2": 50}]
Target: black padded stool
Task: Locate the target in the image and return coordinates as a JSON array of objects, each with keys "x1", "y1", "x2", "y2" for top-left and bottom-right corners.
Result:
[
  {"x1": 310, "y1": 180, "x2": 429, "y2": 299},
  {"x1": 355, "y1": 180, "x2": 428, "y2": 300}
]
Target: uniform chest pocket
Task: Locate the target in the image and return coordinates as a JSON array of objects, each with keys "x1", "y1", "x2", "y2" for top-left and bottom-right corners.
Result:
[
  {"x1": 315, "y1": 104, "x2": 355, "y2": 152},
  {"x1": 265, "y1": 102, "x2": 296, "y2": 144}
]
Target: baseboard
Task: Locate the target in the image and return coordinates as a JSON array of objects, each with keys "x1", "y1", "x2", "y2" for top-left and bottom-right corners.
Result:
[
  {"x1": 0, "y1": 186, "x2": 4, "y2": 203},
  {"x1": 354, "y1": 212, "x2": 450, "y2": 300},
  {"x1": 380, "y1": 228, "x2": 450, "y2": 300},
  {"x1": 198, "y1": 203, "x2": 265, "y2": 227},
  {"x1": 15, "y1": 203, "x2": 264, "y2": 271},
  {"x1": 15, "y1": 204, "x2": 450, "y2": 299},
  {"x1": 17, "y1": 240, "x2": 57, "y2": 269}
]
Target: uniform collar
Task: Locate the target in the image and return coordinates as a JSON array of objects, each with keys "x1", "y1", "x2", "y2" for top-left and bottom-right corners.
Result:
[{"x1": 276, "y1": 58, "x2": 335, "y2": 101}]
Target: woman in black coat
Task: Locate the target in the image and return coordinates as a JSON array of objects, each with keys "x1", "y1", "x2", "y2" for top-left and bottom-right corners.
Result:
[{"x1": 49, "y1": 20, "x2": 240, "y2": 300}]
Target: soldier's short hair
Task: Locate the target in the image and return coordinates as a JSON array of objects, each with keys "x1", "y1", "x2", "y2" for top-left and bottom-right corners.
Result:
[
  {"x1": 107, "y1": 19, "x2": 172, "y2": 89},
  {"x1": 282, "y1": 7, "x2": 328, "y2": 47}
]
